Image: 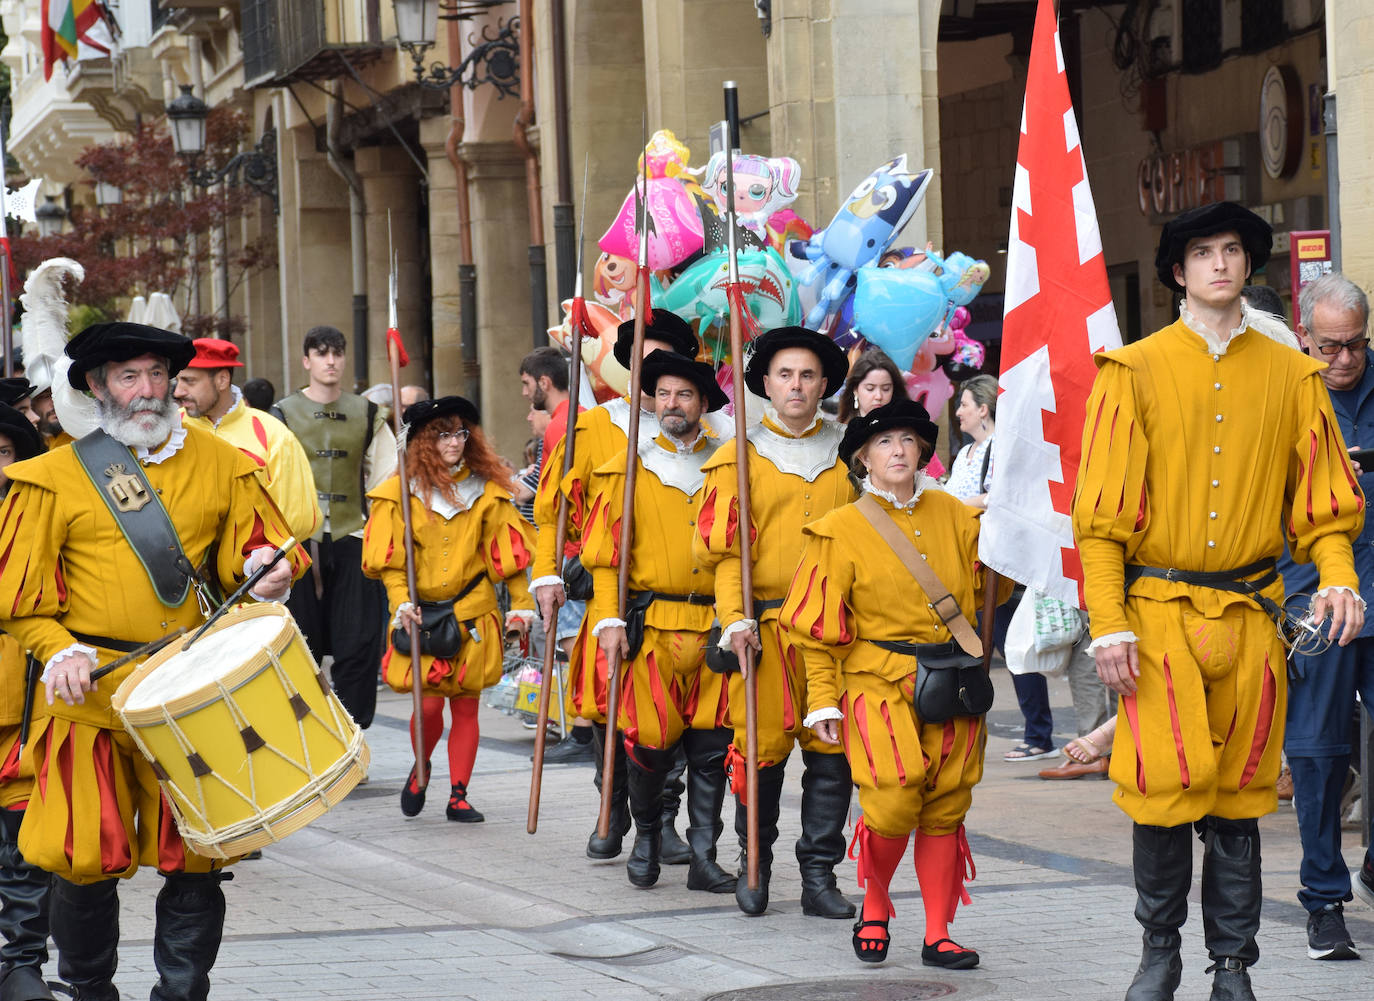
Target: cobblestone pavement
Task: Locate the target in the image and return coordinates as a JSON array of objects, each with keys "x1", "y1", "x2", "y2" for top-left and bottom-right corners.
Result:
[{"x1": 80, "y1": 670, "x2": 1372, "y2": 1000}]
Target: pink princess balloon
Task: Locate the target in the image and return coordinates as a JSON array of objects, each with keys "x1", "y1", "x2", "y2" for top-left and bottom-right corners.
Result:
[{"x1": 598, "y1": 129, "x2": 705, "y2": 271}]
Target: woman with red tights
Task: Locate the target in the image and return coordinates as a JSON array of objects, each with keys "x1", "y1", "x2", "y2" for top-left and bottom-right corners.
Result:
[
  {"x1": 363, "y1": 396, "x2": 535, "y2": 821},
  {"x1": 782, "y1": 400, "x2": 1009, "y2": 968}
]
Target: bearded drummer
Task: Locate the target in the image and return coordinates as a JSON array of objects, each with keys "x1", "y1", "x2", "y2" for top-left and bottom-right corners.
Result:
[{"x1": 0, "y1": 323, "x2": 306, "y2": 1001}]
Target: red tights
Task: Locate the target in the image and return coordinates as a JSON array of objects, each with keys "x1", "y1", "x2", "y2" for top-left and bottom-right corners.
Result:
[{"x1": 408, "y1": 695, "x2": 480, "y2": 787}]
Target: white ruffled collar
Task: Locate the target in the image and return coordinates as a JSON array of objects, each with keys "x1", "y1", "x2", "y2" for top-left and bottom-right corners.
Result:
[
  {"x1": 861, "y1": 472, "x2": 929, "y2": 511},
  {"x1": 211, "y1": 385, "x2": 244, "y2": 429},
  {"x1": 135, "y1": 423, "x2": 188, "y2": 465},
  {"x1": 762, "y1": 406, "x2": 822, "y2": 439},
  {"x1": 1179, "y1": 300, "x2": 1299, "y2": 356}
]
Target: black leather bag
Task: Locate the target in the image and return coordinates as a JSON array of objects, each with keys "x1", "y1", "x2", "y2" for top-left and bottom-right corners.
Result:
[
  {"x1": 392, "y1": 600, "x2": 463, "y2": 659},
  {"x1": 561, "y1": 556, "x2": 594, "y2": 601},
  {"x1": 912, "y1": 641, "x2": 994, "y2": 723}
]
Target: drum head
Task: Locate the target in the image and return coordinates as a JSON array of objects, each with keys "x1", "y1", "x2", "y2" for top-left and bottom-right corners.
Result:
[{"x1": 122, "y1": 612, "x2": 286, "y2": 711}]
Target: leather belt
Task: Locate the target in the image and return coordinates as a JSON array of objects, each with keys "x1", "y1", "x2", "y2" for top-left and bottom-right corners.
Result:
[
  {"x1": 627, "y1": 590, "x2": 715, "y2": 606},
  {"x1": 317, "y1": 492, "x2": 348, "y2": 502},
  {"x1": 313, "y1": 449, "x2": 349, "y2": 458},
  {"x1": 68, "y1": 631, "x2": 144, "y2": 654},
  {"x1": 1124, "y1": 556, "x2": 1282, "y2": 623}
]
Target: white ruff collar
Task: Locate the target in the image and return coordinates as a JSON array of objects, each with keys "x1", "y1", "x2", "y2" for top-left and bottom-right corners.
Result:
[
  {"x1": 861, "y1": 472, "x2": 930, "y2": 511},
  {"x1": 134, "y1": 423, "x2": 188, "y2": 465},
  {"x1": 212, "y1": 385, "x2": 244, "y2": 429},
  {"x1": 1179, "y1": 301, "x2": 1299, "y2": 356}
]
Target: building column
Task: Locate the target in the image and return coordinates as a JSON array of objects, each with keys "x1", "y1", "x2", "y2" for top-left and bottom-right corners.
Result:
[
  {"x1": 419, "y1": 116, "x2": 473, "y2": 401},
  {"x1": 355, "y1": 146, "x2": 426, "y2": 392},
  {"x1": 460, "y1": 138, "x2": 529, "y2": 461}
]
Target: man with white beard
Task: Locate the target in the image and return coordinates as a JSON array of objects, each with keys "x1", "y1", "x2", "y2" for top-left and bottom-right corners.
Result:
[{"x1": 0, "y1": 322, "x2": 307, "y2": 1001}]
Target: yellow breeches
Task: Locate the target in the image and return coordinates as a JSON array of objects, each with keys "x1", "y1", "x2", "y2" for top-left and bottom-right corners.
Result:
[
  {"x1": 616, "y1": 627, "x2": 727, "y2": 750},
  {"x1": 838, "y1": 670, "x2": 985, "y2": 839},
  {"x1": 1109, "y1": 597, "x2": 1285, "y2": 826},
  {"x1": 728, "y1": 619, "x2": 842, "y2": 764},
  {"x1": 0, "y1": 724, "x2": 33, "y2": 809},
  {"x1": 383, "y1": 609, "x2": 504, "y2": 699},
  {"x1": 18, "y1": 717, "x2": 233, "y2": 884},
  {"x1": 565, "y1": 616, "x2": 608, "y2": 725}
]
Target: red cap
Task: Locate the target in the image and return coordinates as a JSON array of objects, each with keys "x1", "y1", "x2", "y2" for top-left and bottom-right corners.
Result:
[{"x1": 187, "y1": 338, "x2": 243, "y2": 369}]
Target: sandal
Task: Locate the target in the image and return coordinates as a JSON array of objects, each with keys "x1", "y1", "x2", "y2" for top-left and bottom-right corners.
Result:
[
  {"x1": 1004, "y1": 743, "x2": 1056, "y2": 762},
  {"x1": 1063, "y1": 735, "x2": 1105, "y2": 764},
  {"x1": 852, "y1": 918, "x2": 890, "y2": 963},
  {"x1": 922, "y1": 937, "x2": 980, "y2": 970}
]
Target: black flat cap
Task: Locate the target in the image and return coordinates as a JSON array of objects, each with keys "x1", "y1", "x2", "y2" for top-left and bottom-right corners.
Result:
[
  {"x1": 1155, "y1": 202, "x2": 1272, "y2": 293},
  {"x1": 839, "y1": 399, "x2": 939, "y2": 468},
  {"x1": 744, "y1": 326, "x2": 849, "y2": 398},
  {"x1": 0, "y1": 378, "x2": 33, "y2": 407},
  {"x1": 0, "y1": 403, "x2": 45, "y2": 461},
  {"x1": 65, "y1": 322, "x2": 196, "y2": 390},
  {"x1": 641, "y1": 349, "x2": 729, "y2": 413},
  {"x1": 612, "y1": 309, "x2": 700, "y2": 369},
  {"x1": 404, "y1": 395, "x2": 480, "y2": 435}
]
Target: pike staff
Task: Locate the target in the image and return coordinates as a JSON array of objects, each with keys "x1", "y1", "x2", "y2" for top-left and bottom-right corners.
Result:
[
  {"x1": 721, "y1": 81, "x2": 761, "y2": 891},
  {"x1": 597, "y1": 119, "x2": 653, "y2": 840},
  {"x1": 383, "y1": 218, "x2": 429, "y2": 797},
  {"x1": 529, "y1": 156, "x2": 590, "y2": 833}
]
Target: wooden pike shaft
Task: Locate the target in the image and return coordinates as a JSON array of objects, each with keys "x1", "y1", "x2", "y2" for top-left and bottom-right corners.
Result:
[
  {"x1": 597, "y1": 264, "x2": 649, "y2": 839},
  {"x1": 388, "y1": 339, "x2": 428, "y2": 793},
  {"x1": 528, "y1": 312, "x2": 586, "y2": 834}
]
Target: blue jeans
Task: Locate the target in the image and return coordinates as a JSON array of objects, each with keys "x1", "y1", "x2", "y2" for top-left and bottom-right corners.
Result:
[
  {"x1": 991, "y1": 589, "x2": 1054, "y2": 750},
  {"x1": 1286, "y1": 635, "x2": 1374, "y2": 912}
]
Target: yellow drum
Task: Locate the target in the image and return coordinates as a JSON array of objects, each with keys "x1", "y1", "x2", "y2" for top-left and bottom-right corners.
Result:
[{"x1": 111, "y1": 603, "x2": 369, "y2": 859}]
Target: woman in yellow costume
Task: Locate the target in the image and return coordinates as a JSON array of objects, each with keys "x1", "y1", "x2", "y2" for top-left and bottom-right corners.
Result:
[
  {"x1": 785, "y1": 399, "x2": 1010, "y2": 969},
  {"x1": 363, "y1": 397, "x2": 534, "y2": 822}
]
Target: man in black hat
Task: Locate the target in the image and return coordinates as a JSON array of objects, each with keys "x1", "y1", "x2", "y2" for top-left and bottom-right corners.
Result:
[
  {"x1": 695, "y1": 325, "x2": 857, "y2": 917},
  {"x1": 582, "y1": 350, "x2": 728, "y2": 888},
  {"x1": 0, "y1": 322, "x2": 306, "y2": 1001},
  {"x1": 1073, "y1": 203, "x2": 1365, "y2": 1001},
  {"x1": 530, "y1": 310, "x2": 729, "y2": 868}
]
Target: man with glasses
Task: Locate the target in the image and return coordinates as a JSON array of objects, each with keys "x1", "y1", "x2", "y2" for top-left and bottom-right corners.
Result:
[{"x1": 1280, "y1": 272, "x2": 1374, "y2": 962}]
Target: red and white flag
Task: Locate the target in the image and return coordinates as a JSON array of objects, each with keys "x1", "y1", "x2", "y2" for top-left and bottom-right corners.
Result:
[{"x1": 980, "y1": 0, "x2": 1121, "y2": 606}]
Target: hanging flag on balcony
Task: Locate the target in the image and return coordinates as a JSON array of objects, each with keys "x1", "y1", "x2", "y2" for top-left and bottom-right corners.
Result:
[
  {"x1": 979, "y1": 0, "x2": 1122, "y2": 606},
  {"x1": 41, "y1": 0, "x2": 114, "y2": 81}
]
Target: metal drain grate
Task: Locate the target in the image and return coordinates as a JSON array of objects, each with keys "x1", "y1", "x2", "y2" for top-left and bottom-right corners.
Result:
[
  {"x1": 552, "y1": 945, "x2": 689, "y2": 967},
  {"x1": 706, "y1": 980, "x2": 957, "y2": 1001}
]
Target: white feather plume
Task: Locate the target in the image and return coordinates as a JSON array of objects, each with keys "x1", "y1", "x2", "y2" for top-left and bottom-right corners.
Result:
[{"x1": 19, "y1": 257, "x2": 100, "y2": 438}]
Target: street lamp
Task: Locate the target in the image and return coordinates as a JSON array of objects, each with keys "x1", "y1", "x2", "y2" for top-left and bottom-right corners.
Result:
[
  {"x1": 164, "y1": 84, "x2": 280, "y2": 214},
  {"x1": 391, "y1": 0, "x2": 519, "y2": 96},
  {"x1": 35, "y1": 197, "x2": 65, "y2": 237},
  {"x1": 94, "y1": 180, "x2": 123, "y2": 207}
]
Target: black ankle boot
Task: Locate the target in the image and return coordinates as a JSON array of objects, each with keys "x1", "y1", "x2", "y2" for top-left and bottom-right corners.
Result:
[
  {"x1": 659, "y1": 746, "x2": 691, "y2": 865},
  {"x1": 681, "y1": 729, "x2": 735, "y2": 892},
  {"x1": 1123, "y1": 822, "x2": 1191, "y2": 1001},
  {"x1": 50, "y1": 876, "x2": 120, "y2": 1001},
  {"x1": 586, "y1": 725, "x2": 631, "y2": 860},
  {"x1": 735, "y1": 761, "x2": 786, "y2": 916},
  {"x1": 1201, "y1": 817, "x2": 1260, "y2": 1001},
  {"x1": 151, "y1": 872, "x2": 229, "y2": 1001},
  {"x1": 796, "y1": 750, "x2": 856, "y2": 919},
  {"x1": 625, "y1": 744, "x2": 674, "y2": 888},
  {"x1": 0, "y1": 810, "x2": 52, "y2": 1001}
]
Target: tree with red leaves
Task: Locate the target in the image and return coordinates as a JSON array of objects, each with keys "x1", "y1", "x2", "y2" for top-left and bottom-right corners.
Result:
[{"x1": 9, "y1": 106, "x2": 277, "y2": 338}]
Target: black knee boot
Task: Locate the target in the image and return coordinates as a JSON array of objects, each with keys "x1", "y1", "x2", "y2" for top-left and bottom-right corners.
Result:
[
  {"x1": 796, "y1": 749, "x2": 856, "y2": 919},
  {"x1": 0, "y1": 810, "x2": 52, "y2": 1001},
  {"x1": 1200, "y1": 816, "x2": 1260, "y2": 1001},
  {"x1": 49, "y1": 876, "x2": 120, "y2": 1001},
  {"x1": 150, "y1": 871, "x2": 229, "y2": 1001},
  {"x1": 681, "y1": 729, "x2": 734, "y2": 893},
  {"x1": 660, "y1": 745, "x2": 691, "y2": 865},
  {"x1": 1124, "y1": 823, "x2": 1191, "y2": 1001},
  {"x1": 734, "y1": 761, "x2": 786, "y2": 915},
  {"x1": 586, "y1": 723, "x2": 631, "y2": 860},
  {"x1": 625, "y1": 744, "x2": 675, "y2": 888}
]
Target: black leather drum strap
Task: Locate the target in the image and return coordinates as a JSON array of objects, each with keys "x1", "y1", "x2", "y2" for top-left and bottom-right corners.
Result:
[{"x1": 73, "y1": 429, "x2": 192, "y2": 608}]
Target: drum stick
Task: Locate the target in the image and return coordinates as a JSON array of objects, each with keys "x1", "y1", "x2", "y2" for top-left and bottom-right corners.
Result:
[
  {"x1": 180, "y1": 538, "x2": 299, "y2": 652},
  {"x1": 89, "y1": 628, "x2": 188, "y2": 683}
]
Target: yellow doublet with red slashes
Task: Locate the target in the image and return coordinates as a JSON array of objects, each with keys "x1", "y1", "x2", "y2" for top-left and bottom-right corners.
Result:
[
  {"x1": 1073, "y1": 319, "x2": 1364, "y2": 826},
  {"x1": 581, "y1": 432, "x2": 725, "y2": 750},
  {"x1": 0, "y1": 425, "x2": 307, "y2": 881},
  {"x1": 695, "y1": 414, "x2": 854, "y2": 764},
  {"x1": 0, "y1": 634, "x2": 36, "y2": 809},
  {"x1": 784, "y1": 489, "x2": 1005, "y2": 839},
  {"x1": 362, "y1": 470, "x2": 533, "y2": 698}
]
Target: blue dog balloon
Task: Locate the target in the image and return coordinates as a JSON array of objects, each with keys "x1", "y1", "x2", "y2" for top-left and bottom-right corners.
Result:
[{"x1": 797, "y1": 156, "x2": 933, "y2": 330}]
